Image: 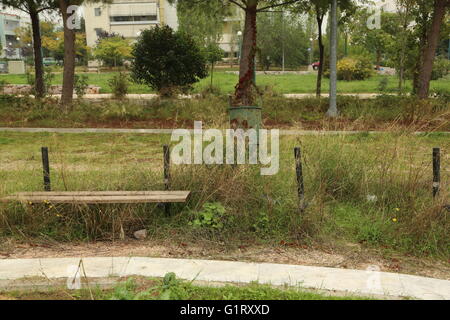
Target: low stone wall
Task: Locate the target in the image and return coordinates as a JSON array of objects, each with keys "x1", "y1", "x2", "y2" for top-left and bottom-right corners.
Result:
[{"x1": 0, "y1": 84, "x2": 101, "y2": 95}]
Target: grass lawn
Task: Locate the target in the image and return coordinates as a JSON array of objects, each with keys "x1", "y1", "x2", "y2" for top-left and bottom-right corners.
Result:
[
  {"x1": 1, "y1": 276, "x2": 374, "y2": 300},
  {"x1": 0, "y1": 131, "x2": 448, "y2": 258},
  {"x1": 1, "y1": 71, "x2": 449, "y2": 94}
]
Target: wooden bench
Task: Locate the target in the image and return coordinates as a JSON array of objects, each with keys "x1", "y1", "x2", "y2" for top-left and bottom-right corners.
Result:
[{"x1": 1, "y1": 191, "x2": 190, "y2": 204}]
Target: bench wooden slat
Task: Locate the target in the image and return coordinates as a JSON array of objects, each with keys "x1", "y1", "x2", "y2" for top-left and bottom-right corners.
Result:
[{"x1": 1, "y1": 191, "x2": 190, "y2": 204}]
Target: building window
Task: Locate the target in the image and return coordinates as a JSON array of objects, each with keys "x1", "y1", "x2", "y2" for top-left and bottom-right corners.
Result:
[
  {"x1": 94, "y1": 8, "x2": 101, "y2": 16},
  {"x1": 94, "y1": 28, "x2": 103, "y2": 37},
  {"x1": 110, "y1": 15, "x2": 157, "y2": 23}
]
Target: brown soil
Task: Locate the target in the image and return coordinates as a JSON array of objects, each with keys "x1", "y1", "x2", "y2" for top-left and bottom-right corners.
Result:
[{"x1": 1, "y1": 239, "x2": 449, "y2": 281}]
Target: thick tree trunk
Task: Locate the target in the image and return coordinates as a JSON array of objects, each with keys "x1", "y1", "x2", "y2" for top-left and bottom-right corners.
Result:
[
  {"x1": 29, "y1": 9, "x2": 45, "y2": 98},
  {"x1": 417, "y1": 0, "x2": 448, "y2": 99},
  {"x1": 233, "y1": 0, "x2": 258, "y2": 106},
  {"x1": 60, "y1": 0, "x2": 76, "y2": 106},
  {"x1": 316, "y1": 14, "x2": 324, "y2": 98}
]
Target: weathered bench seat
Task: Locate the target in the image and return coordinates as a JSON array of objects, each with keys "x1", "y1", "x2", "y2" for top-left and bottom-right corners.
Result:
[{"x1": 1, "y1": 191, "x2": 190, "y2": 204}]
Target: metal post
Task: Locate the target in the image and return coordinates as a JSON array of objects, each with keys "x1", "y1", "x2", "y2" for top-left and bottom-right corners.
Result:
[
  {"x1": 294, "y1": 147, "x2": 305, "y2": 212},
  {"x1": 433, "y1": 148, "x2": 440, "y2": 198},
  {"x1": 41, "y1": 147, "x2": 51, "y2": 191},
  {"x1": 163, "y1": 145, "x2": 171, "y2": 215},
  {"x1": 326, "y1": 0, "x2": 338, "y2": 117}
]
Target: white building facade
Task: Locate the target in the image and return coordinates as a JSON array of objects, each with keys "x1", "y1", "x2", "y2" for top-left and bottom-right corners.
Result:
[{"x1": 83, "y1": 0, "x2": 178, "y2": 65}]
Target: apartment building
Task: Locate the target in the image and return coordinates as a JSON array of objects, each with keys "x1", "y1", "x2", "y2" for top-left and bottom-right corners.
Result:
[
  {"x1": 83, "y1": 0, "x2": 178, "y2": 49},
  {"x1": 0, "y1": 12, "x2": 28, "y2": 59}
]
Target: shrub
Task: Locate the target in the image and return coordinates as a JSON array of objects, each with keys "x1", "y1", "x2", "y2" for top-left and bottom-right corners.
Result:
[
  {"x1": 332, "y1": 56, "x2": 374, "y2": 81},
  {"x1": 74, "y1": 74, "x2": 89, "y2": 98},
  {"x1": 131, "y1": 26, "x2": 208, "y2": 96},
  {"x1": 108, "y1": 72, "x2": 129, "y2": 99}
]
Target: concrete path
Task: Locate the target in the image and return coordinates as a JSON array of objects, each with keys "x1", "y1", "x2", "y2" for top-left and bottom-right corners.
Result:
[
  {"x1": 1, "y1": 127, "x2": 447, "y2": 136},
  {"x1": 0, "y1": 257, "x2": 449, "y2": 299}
]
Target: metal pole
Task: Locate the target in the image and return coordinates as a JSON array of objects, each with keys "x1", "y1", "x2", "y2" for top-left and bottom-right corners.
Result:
[
  {"x1": 294, "y1": 147, "x2": 305, "y2": 212},
  {"x1": 281, "y1": 11, "x2": 285, "y2": 72},
  {"x1": 326, "y1": 0, "x2": 338, "y2": 117},
  {"x1": 41, "y1": 147, "x2": 51, "y2": 191},
  {"x1": 163, "y1": 145, "x2": 171, "y2": 215},
  {"x1": 433, "y1": 148, "x2": 440, "y2": 198}
]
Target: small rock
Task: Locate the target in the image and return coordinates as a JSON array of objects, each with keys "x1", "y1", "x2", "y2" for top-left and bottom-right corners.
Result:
[{"x1": 134, "y1": 229, "x2": 147, "y2": 240}]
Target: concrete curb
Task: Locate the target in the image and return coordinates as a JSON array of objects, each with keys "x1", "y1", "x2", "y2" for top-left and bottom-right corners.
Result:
[
  {"x1": 14, "y1": 93, "x2": 397, "y2": 100},
  {"x1": 0, "y1": 257, "x2": 448, "y2": 300}
]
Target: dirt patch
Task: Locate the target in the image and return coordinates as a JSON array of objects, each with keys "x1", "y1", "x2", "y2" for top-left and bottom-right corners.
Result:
[{"x1": 1, "y1": 240, "x2": 449, "y2": 281}]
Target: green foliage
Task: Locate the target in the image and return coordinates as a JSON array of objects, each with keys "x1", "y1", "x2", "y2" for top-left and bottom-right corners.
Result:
[
  {"x1": 176, "y1": 0, "x2": 232, "y2": 46},
  {"x1": 131, "y1": 26, "x2": 208, "y2": 96},
  {"x1": 108, "y1": 72, "x2": 129, "y2": 99},
  {"x1": 431, "y1": 56, "x2": 450, "y2": 80},
  {"x1": 0, "y1": 79, "x2": 7, "y2": 92},
  {"x1": 189, "y1": 202, "x2": 227, "y2": 230},
  {"x1": 252, "y1": 211, "x2": 270, "y2": 234},
  {"x1": 94, "y1": 37, "x2": 132, "y2": 67},
  {"x1": 103, "y1": 274, "x2": 368, "y2": 300},
  {"x1": 257, "y1": 11, "x2": 309, "y2": 69},
  {"x1": 74, "y1": 74, "x2": 89, "y2": 98},
  {"x1": 377, "y1": 77, "x2": 389, "y2": 92},
  {"x1": 204, "y1": 42, "x2": 225, "y2": 65},
  {"x1": 26, "y1": 68, "x2": 55, "y2": 96}
]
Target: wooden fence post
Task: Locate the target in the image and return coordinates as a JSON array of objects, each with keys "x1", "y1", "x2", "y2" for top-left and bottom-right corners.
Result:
[
  {"x1": 433, "y1": 148, "x2": 440, "y2": 198},
  {"x1": 294, "y1": 147, "x2": 306, "y2": 212},
  {"x1": 163, "y1": 145, "x2": 171, "y2": 215},
  {"x1": 41, "y1": 147, "x2": 51, "y2": 192}
]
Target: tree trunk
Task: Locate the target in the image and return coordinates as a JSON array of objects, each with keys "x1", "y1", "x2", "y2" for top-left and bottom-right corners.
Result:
[
  {"x1": 376, "y1": 50, "x2": 382, "y2": 70},
  {"x1": 233, "y1": 0, "x2": 258, "y2": 106},
  {"x1": 29, "y1": 9, "x2": 45, "y2": 98},
  {"x1": 59, "y1": 0, "x2": 76, "y2": 106},
  {"x1": 417, "y1": 0, "x2": 448, "y2": 99},
  {"x1": 316, "y1": 13, "x2": 324, "y2": 98}
]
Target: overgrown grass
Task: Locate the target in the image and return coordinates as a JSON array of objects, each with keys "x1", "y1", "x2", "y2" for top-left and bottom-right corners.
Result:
[
  {"x1": 1, "y1": 71, "x2": 449, "y2": 94},
  {"x1": 1, "y1": 275, "x2": 374, "y2": 300},
  {"x1": 0, "y1": 131, "x2": 448, "y2": 258},
  {"x1": 0, "y1": 94, "x2": 448, "y2": 131}
]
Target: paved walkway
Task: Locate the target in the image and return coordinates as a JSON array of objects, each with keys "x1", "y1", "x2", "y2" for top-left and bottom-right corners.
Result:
[
  {"x1": 1, "y1": 127, "x2": 446, "y2": 135},
  {"x1": 0, "y1": 257, "x2": 449, "y2": 299}
]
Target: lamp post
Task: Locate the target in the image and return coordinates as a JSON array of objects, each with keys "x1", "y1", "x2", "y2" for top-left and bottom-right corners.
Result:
[{"x1": 237, "y1": 30, "x2": 242, "y2": 65}]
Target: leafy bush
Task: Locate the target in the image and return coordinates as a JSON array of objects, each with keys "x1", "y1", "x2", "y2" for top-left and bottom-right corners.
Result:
[
  {"x1": 189, "y1": 202, "x2": 227, "y2": 230},
  {"x1": 331, "y1": 56, "x2": 374, "y2": 81},
  {"x1": 74, "y1": 74, "x2": 89, "y2": 98},
  {"x1": 131, "y1": 26, "x2": 208, "y2": 96},
  {"x1": 108, "y1": 72, "x2": 129, "y2": 99},
  {"x1": 431, "y1": 56, "x2": 450, "y2": 80}
]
